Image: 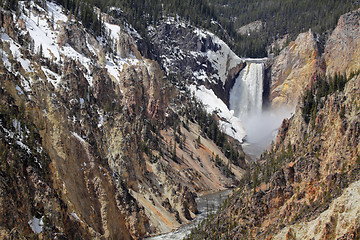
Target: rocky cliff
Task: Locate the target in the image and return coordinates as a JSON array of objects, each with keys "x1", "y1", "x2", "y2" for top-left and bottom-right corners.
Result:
[
  {"x1": 268, "y1": 30, "x2": 321, "y2": 109},
  {"x1": 148, "y1": 18, "x2": 245, "y2": 106},
  {"x1": 269, "y1": 7, "x2": 360, "y2": 110},
  {"x1": 0, "y1": 1, "x2": 246, "y2": 239},
  {"x1": 324, "y1": 8, "x2": 360, "y2": 78}
]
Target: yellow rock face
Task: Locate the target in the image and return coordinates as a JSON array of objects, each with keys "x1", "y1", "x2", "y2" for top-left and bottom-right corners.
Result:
[{"x1": 270, "y1": 30, "x2": 320, "y2": 109}]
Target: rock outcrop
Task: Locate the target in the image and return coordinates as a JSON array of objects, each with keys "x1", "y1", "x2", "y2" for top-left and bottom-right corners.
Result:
[
  {"x1": 269, "y1": 30, "x2": 321, "y2": 109},
  {"x1": 58, "y1": 22, "x2": 92, "y2": 57},
  {"x1": 269, "y1": 8, "x2": 360, "y2": 110},
  {"x1": 237, "y1": 20, "x2": 264, "y2": 35},
  {"x1": 148, "y1": 18, "x2": 245, "y2": 106},
  {"x1": 324, "y1": 8, "x2": 360, "y2": 77}
]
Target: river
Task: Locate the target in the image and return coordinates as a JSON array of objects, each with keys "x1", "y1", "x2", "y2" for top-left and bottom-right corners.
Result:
[{"x1": 145, "y1": 189, "x2": 233, "y2": 240}]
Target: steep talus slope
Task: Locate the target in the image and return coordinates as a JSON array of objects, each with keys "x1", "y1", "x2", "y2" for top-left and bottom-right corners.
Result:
[
  {"x1": 0, "y1": 1, "x2": 246, "y2": 239},
  {"x1": 274, "y1": 178, "x2": 360, "y2": 239}
]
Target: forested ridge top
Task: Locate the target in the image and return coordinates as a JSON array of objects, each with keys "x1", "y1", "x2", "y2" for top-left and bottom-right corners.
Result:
[
  {"x1": 210, "y1": 0, "x2": 360, "y2": 56},
  {"x1": 5, "y1": 0, "x2": 360, "y2": 57},
  {"x1": 52, "y1": 0, "x2": 222, "y2": 40}
]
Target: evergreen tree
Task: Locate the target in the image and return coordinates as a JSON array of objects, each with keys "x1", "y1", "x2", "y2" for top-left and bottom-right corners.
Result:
[{"x1": 38, "y1": 44, "x2": 43, "y2": 58}]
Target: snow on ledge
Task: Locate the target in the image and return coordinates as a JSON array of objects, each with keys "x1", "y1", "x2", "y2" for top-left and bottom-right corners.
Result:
[{"x1": 189, "y1": 85, "x2": 246, "y2": 143}]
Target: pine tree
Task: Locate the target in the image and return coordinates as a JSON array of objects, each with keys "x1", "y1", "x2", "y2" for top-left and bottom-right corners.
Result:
[
  {"x1": 38, "y1": 44, "x2": 43, "y2": 58},
  {"x1": 51, "y1": 12, "x2": 55, "y2": 29}
]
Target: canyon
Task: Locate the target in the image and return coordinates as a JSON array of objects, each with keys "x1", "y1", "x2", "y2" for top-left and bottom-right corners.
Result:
[
  {"x1": 0, "y1": 1, "x2": 247, "y2": 239},
  {"x1": 1, "y1": 1, "x2": 360, "y2": 240}
]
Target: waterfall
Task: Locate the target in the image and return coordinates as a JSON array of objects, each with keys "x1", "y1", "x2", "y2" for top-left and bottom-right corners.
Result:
[
  {"x1": 229, "y1": 60, "x2": 268, "y2": 158},
  {"x1": 229, "y1": 62, "x2": 264, "y2": 121},
  {"x1": 229, "y1": 60, "x2": 293, "y2": 159}
]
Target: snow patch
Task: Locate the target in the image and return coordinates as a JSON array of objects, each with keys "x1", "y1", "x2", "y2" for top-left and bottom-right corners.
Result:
[
  {"x1": 71, "y1": 212, "x2": 81, "y2": 222},
  {"x1": 71, "y1": 131, "x2": 86, "y2": 144},
  {"x1": 47, "y1": 1, "x2": 68, "y2": 22},
  {"x1": 79, "y1": 98, "x2": 85, "y2": 108},
  {"x1": 97, "y1": 110, "x2": 104, "y2": 128},
  {"x1": 28, "y1": 216, "x2": 43, "y2": 234},
  {"x1": 18, "y1": 57, "x2": 32, "y2": 72},
  {"x1": 123, "y1": 23, "x2": 142, "y2": 39},
  {"x1": 104, "y1": 22, "x2": 121, "y2": 42},
  {"x1": 16, "y1": 140, "x2": 32, "y2": 155},
  {"x1": 105, "y1": 59, "x2": 123, "y2": 82},
  {"x1": 192, "y1": 28, "x2": 243, "y2": 84},
  {"x1": 41, "y1": 67, "x2": 61, "y2": 88},
  {"x1": 1, "y1": 31, "x2": 34, "y2": 74},
  {"x1": 22, "y1": 6, "x2": 61, "y2": 61},
  {"x1": 16, "y1": 85, "x2": 24, "y2": 95},
  {"x1": 189, "y1": 85, "x2": 246, "y2": 142}
]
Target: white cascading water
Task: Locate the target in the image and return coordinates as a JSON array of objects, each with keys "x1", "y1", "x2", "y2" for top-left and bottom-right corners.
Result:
[
  {"x1": 229, "y1": 62, "x2": 264, "y2": 121},
  {"x1": 229, "y1": 60, "x2": 292, "y2": 159},
  {"x1": 230, "y1": 61, "x2": 269, "y2": 158}
]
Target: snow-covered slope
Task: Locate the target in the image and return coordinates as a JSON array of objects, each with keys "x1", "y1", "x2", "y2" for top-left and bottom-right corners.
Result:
[
  {"x1": 149, "y1": 17, "x2": 243, "y2": 84},
  {"x1": 148, "y1": 18, "x2": 245, "y2": 105},
  {"x1": 190, "y1": 85, "x2": 246, "y2": 142},
  {"x1": 190, "y1": 27, "x2": 242, "y2": 85},
  {"x1": 148, "y1": 18, "x2": 253, "y2": 143},
  {"x1": 2, "y1": 1, "x2": 144, "y2": 92}
]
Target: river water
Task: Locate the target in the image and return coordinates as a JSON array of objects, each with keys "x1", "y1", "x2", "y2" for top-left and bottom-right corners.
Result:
[{"x1": 145, "y1": 189, "x2": 233, "y2": 240}]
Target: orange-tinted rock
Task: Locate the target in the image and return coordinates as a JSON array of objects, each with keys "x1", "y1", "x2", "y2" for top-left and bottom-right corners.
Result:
[{"x1": 270, "y1": 30, "x2": 320, "y2": 109}]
